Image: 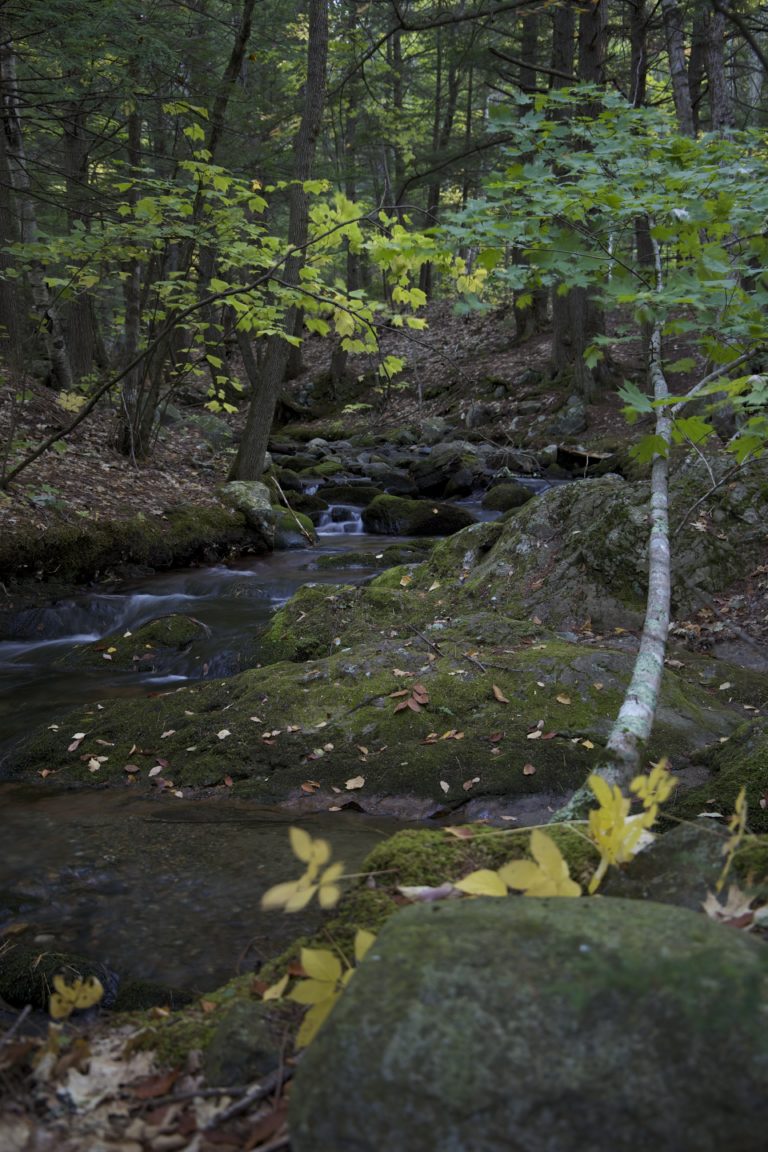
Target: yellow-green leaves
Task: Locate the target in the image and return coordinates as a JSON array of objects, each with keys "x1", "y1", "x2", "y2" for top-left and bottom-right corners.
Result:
[
  {"x1": 587, "y1": 775, "x2": 648, "y2": 893},
  {"x1": 260, "y1": 828, "x2": 345, "y2": 912},
  {"x1": 716, "y1": 785, "x2": 748, "y2": 893},
  {"x1": 49, "y1": 974, "x2": 103, "y2": 1020},
  {"x1": 454, "y1": 869, "x2": 508, "y2": 897},
  {"x1": 268, "y1": 930, "x2": 377, "y2": 1049},
  {"x1": 630, "y1": 757, "x2": 676, "y2": 821},
  {"x1": 454, "y1": 830, "x2": 581, "y2": 899},
  {"x1": 499, "y1": 830, "x2": 582, "y2": 897},
  {"x1": 586, "y1": 761, "x2": 676, "y2": 892}
]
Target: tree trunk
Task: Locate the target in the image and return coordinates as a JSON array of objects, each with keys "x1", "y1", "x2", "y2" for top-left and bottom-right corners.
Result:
[
  {"x1": 0, "y1": 25, "x2": 73, "y2": 390},
  {"x1": 661, "y1": 0, "x2": 696, "y2": 136},
  {"x1": 705, "y1": 6, "x2": 735, "y2": 133},
  {"x1": 550, "y1": 0, "x2": 606, "y2": 398},
  {"x1": 228, "y1": 0, "x2": 329, "y2": 481}
]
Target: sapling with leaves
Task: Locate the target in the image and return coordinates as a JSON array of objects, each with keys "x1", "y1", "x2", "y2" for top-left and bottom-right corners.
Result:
[{"x1": 447, "y1": 86, "x2": 768, "y2": 806}]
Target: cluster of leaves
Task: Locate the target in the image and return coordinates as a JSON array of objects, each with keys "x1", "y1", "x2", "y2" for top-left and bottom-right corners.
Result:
[
  {"x1": 447, "y1": 87, "x2": 768, "y2": 459},
  {"x1": 49, "y1": 974, "x2": 104, "y2": 1021},
  {"x1": 262, "y1": 931, "x2": 376, "y2": 1049}
]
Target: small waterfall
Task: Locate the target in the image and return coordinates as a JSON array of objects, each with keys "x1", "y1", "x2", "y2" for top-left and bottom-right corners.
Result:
[{"x1": 316, "y1": 505, "x2": 364, "y2": 536}]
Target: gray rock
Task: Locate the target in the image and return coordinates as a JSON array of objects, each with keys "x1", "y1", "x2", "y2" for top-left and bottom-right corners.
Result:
[
  {"x1": 546, "y1": 394, "x2": 588, "y2": 438},
  {"x1": 218, "y1": 481, "x2": 275, "y2": 549},
  {"x1": 420, "y1": 416, "x2": 455, "y2": 446},
  {"x1": 290, "y1": 897, "x2": 768, "y2": 1152},
  {"x1": 203, "y1": 1000, "x2": 281, "y2": 1087},
  {"x1": 482, "y1": 481, "x2": 534, "y2": 511}
]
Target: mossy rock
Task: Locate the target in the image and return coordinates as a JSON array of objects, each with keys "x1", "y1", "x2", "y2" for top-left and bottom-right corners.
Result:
[
  {"x1": 671, "y1": 721, "x2": 768, "y2": 833},
  {"x1": 298, "y1": 459, "x2": 344, "y2": 480},
  {"x1": 272, "y1": 507, "x2": 317, "y2": 550},
  {"x1": 2, "y1": 618, "x2": 742, "y2": 810},
  {"x1": 290, "y1": 898, "x2": 768, "y2": 1152},
  {"x1": 362, "y1": 495, "x2": 475, "y2": 536},
  {"x1": 362, "y1": 824, "x2": 598, "y2": 891},
  {"x1": 0, "y1": 505, "x2": 265, "y2": 587},
  {"x1": 0, "y1": 940, "x2": 119, "y2": 1011},
  {"x1": 56, "y1": 614, "x2": 209, "y2": 673},
  {"x1": 404, "y1": 460, "x2": 768, "y2": 631},
  {"x1": 482, "y1": 481, "x2": 534, "y2": 511},
  {"x1": 112, "y1": 979, "x2": 195, "y2": 1012},
  {"x1": 319, "y1": 484, "x2": 384, "y2": 506}
]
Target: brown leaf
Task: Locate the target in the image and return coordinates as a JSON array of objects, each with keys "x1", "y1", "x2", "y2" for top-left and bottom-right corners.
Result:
[
  {"x1": 300, "y1": 780, "x2": 320, "y2": 793},
  {"x1": 462, "y1": 777, "x2": 480, "y2": 791},
  {"x1": 389, "y1": 689, "x2": 410, "y2": 698},
  {"x1": 346, "y1": 775, "x2": 365, "y2": 790},
  {"x1": 123, "y1": 764, "x2": 141, "y2": 774},
  {"x1": 224, "y1": 775, "x2": 234, "y2": 788},
  {"x1": 522, "y1": 763, "x2": 537, "y2": 775},
  {"x1": 556, "y1": 694, "x2": 571, "y2": 705},
  {"x1": 394, "y1": 699, "x2": 410, "y2": 713},
  {"x1": 406, "y1": 697, "x2": 422, "y2": 712},
  {"x1": 488, "y1": 731, "x2": 504, "y2": 743},
  {"x1": 131, "y1": 1069, "x2": 180, "y2": 1100},
  {"x1": 492, "y1": 684, "x2": 510, "y2": 704}
]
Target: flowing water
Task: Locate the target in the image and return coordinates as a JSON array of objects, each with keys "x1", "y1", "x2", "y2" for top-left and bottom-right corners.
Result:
[{"x1": 0, "y1": 496, "x2": 521, "y2": 990}]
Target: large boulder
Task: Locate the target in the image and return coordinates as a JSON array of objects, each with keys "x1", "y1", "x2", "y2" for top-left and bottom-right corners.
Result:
[
  {"x1": 290, "y1": 897, "x2": 768, "y2": 1152},
  {"x1": 410, "y1": 458, "x2": 768, "y2": 630},
  {"x1": 218, "y1": 481, "x2": 275, "y2": 549},
  {"x1": 362, "y1": 495, "x2": 475, "y2": 536}
]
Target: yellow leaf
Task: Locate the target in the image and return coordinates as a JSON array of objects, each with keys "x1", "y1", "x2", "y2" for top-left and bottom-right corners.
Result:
[
  {"x1": 454, "y1": 869, "x2": 508, "y2": 897},
  {"x1": 261, "y1": 879, "x2": 304, "y2": 911},
  {"x1": 262, "y1": 973, "x2": 289, "y2": 1001},
  {"x1": 354, "y1": 929, "x2": 376, "y2": 964},
  {"x1": 290, "y1": 978, "x2": 336, "y2": 1005},
  {"x1": 295, "y1": 996, "x2": 337, "y2": 1049},
  {"x1": 492, "y1": 684, "x2": 509, "y2": 703},
  {"x1": 49, "y1": 975, "x2": 103, "y2": 1020},
  {"x1": 498, "y1": 831, "x2": 581, "y2": 898},
  {"x1": 556, "y1": 694, "x2": 571, "y2": 705},
  {"x1": 289, "y1": 826, "x2": 314, "y2": 862},
  {"x1": 301, "y1": 947, "x2": 342, "y2": 983}
]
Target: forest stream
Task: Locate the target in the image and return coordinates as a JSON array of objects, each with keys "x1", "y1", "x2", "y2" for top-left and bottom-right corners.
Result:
[{"x1": 0, "y1": 499, "x2": 505, "y2": 992}]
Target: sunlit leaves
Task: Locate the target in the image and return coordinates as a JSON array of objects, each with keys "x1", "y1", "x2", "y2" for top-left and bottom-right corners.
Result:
[
  {"x1": 261, "y1": 828, "x2": 345, "y2": 912},
  {"x1": 498, "y1": 830, "x2": 581, "y2": 898},
  {"x1": 716, "y1": 785, "x2": 748, "y2": 893},
  {"x1": 49, "y1": 974, "x2": 103, "y2": 1021},
  {"x1": 455, "y1": 830, "x2": 581, "y2": 899},
  {"x1": 265, "y1": 930, "x2": 377, "y2": 1049}
]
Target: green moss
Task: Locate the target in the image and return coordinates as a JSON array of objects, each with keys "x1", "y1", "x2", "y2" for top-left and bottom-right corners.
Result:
[
  {"x1": 671, "y1": 723, "x2": 768, "y2": 833},
  {"x1": 298, "y1": 460, "x2": 344, "y2": 479},
  {"x1": 362, "y1": 495, "x2": 475, "y2": 537},
  {"x1": 361, "y1": 825, "x2": 598, "y2": 890},
  {"x1": 57, "y1": 614, "x2": 207, "y2": 671},
  {"x1": 113, "y1": 980, "x2": 194, "y2": 1012},
  {"x1": 733, "y1": 837, "x2": 768, "y2": 896},
  {"x1": 272, "y1": 506, "x2": 317, "y2": 548},
  {"x1": 0, "y1": 504, "x2": 261, "y2": 586},
  {"x1": 0, "y1": 941, "x2": 118, "y2": 1010}
]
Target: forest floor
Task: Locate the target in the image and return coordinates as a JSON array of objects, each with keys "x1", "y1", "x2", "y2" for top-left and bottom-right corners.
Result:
[
  {"x1": 1, "y1": 306, "x2": 768, "y2": 1149},
  {"x1": 1, "y1": 302, "x2": 767, "y2": 657}
]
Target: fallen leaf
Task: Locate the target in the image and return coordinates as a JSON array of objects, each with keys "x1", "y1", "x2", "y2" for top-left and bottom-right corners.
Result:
[
  {"x1": 582, "y1": 739, "x2": 595, "y2": 749},
  {"x1": 522, "y1": 763, "x2": 537, "y2": 775},
  {"x1": 345, "y1": 775, "x2": 365, "y2": 790},
  {"x1": 526, "y1": 730, "x2": 542, "y2": 740},
  {"x1": 440, "y1": 780, "x2": 450, "y2": 793},
  {"x1": 123, "y1": 764, "x2": 140, "y2": 774},
  {"x1": 428, "y1": 580, "x2": 441, "y2": 592},
  {"x1": 492, "y1": 684, "x2": 510, "y2": 704},
  {"x1": 217, "y1": 729, "x2": 231, "y2": 739},
  {"x1": 463, "y1": 777, "x2": 480, "y2": 791},
  {"x1": 148, "y1": 765, "x2": 163, "y2": 777},
  {"x1": 397, "y1": 883, "x2": 459, "y2": 902},
  {"x1": 301, "y1": 780, "x2": 320, "y2": 793},
  {"x1": 488, "y1": 731, "x2": 504, "y2": 743},
  {"x1": 160, "y1": 729, "x2": 175, "y2": 738},
  {"x1": 399, "y1": 574, "x2": 412, "y2": 587},
  {"x1": 87, "y1": 758, "x2": 101, "y2": 772},
  {"x1": 556, "y1": 694, "x2": 571, "y2": 705},
  {"x1": 444, "y1": 826, "x2": 475, "y2": 839},
  {"x1": 224, "y1": 775, "x2": 233, "y2": 788}
]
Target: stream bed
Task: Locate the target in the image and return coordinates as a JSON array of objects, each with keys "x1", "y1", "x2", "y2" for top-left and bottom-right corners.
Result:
[{"x1": 0, "y1": 513, "x2": 432, "y2": 989}]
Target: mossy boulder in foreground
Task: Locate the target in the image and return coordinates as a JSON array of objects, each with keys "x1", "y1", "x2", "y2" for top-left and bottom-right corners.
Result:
[{"x1": 290, "y1": 897, "x2": 768, "y2": 1152}]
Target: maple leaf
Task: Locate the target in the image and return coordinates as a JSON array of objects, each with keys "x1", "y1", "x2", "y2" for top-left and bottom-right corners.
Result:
[
  {"x1": 498, "y1": 829, "x2": 581, "y2": 898},
  {"x1": 702, "y1": 885, "x2": 755, "y2": 927}
]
